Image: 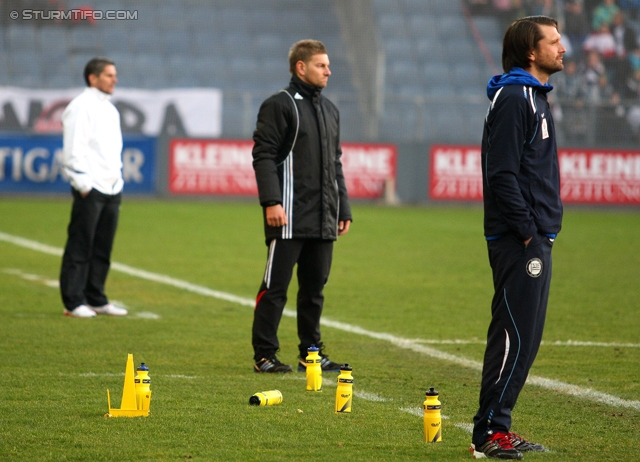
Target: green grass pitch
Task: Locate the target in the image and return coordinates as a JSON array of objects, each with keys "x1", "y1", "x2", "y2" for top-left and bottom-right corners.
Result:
[{"x1": 0, "y1": 197, "x2": 639, "y2": 461}]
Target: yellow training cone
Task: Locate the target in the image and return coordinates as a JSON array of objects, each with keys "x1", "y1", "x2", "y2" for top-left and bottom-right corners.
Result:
[{"x1": 106, "y1": 354, "x2": 150, "y2": 417}]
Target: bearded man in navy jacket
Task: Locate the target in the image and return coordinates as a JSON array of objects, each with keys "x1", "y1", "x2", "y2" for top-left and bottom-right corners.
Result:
[{"x1": 471, "y1": 16, "x2": 566, "y2": 460}]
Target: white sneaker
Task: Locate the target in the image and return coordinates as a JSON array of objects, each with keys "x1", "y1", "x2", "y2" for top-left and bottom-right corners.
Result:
[
  {"x1": 64, "y1": 305, "x2": 97, "y2": 318},
  {"x1": 89, "y1": 303, "x2": 128, "y2": 316}
]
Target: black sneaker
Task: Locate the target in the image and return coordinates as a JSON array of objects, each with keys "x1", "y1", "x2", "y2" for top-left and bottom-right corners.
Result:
[
  {"x1": 508, "y1": 432, "x2": 546, "y2": 452},
  {"x1": 254, "y1": 357, "x2": 292, "y2": 373},
  {"x1": 470, "y1": 431, "x2": 523, "y2": 460},
  {"x1": 297, "y1": 354, "x2": 342, "y2": 372}
]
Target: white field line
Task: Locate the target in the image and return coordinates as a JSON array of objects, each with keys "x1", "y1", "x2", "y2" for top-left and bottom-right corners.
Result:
[
  {"x1": 59, "y1": 372, "x2": 198, "y2": 379},
  {"x1": 454, "y1": 422, "x2": 474, "y2": 434},
  {"x1": 409, "y1": 338, "x2": 640, "y2": 348},
  {"x1": 2, "y1": 231, "x2": 639, "y2": 412}
]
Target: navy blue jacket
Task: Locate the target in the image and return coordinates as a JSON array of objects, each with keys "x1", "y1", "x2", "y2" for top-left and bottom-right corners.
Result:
[{"x1": 482, "y1": 68, "x2": 563, "y2": 240}]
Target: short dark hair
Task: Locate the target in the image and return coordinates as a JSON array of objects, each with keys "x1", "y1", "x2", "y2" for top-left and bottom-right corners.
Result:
[
  {"x1": 502, "y1": 16, "x2": 558, "y2": 73},
  {"x1": 288, "y1": 39, "x2": 327, "y2": 75},
  {"x1": 83, "y1": 57, "x2": 115, "y2": 86}
]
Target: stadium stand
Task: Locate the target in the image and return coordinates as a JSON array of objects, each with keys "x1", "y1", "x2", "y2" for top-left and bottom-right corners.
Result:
[{"x1": 2, "y1": 0, "x2": 639, "y2": 145}]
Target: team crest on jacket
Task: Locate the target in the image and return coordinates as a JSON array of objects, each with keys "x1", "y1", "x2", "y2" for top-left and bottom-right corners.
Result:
[{"x1": 526, "y1": 258, "x2": 543, "y2": 278}]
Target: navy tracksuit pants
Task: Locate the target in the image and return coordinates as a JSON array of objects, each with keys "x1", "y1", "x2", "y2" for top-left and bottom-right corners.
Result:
[
  {"x1": 252, "y1": 238, "x2": 333, "y2": 361},
  {"x1": 472, "y1": 232, "x2": 554, "y2": 445}
]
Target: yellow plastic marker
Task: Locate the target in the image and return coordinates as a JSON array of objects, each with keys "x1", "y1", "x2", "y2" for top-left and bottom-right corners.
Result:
[{"x1": 106, "y1": 354, "x2": 151, "y2": 417}]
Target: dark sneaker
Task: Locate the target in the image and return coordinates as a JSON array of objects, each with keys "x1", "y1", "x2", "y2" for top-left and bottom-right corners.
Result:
[
  {"x1": 470, "y1": 431, "x2": 523, "y2": 460},
  {"x1": 508, "y1": 432, "x2": 546, "y2": 452},
  {"x1": 254, "y1": 357, "x2": 292, "y2": 373},
  {"x1": 297, "y1": 354, "x2": 342, "y2": 372}
]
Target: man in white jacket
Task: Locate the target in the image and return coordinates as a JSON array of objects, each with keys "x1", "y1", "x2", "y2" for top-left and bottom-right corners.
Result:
[{"x1": 60, "y1": 57, "x2": 127, "y2": 318}]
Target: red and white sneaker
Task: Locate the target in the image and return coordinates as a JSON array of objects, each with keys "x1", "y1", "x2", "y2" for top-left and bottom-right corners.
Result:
[
  {"x1": 507, "y1": 432, "x2": 546, "y2": 452},
  {"x1": 470, "y1": 431, "x2": 523, "y2": 460}
]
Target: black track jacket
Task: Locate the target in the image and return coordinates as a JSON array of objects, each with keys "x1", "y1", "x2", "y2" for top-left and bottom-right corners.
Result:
[{"x1": 252, "y1": 75, "x2": 352, "y2": 243}]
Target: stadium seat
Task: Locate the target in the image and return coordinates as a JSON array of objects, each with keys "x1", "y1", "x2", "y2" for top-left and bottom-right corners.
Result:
[
  {"x1": 70, "y1": 28, "x2": 102, "y2": 53},
  {"x1": 415, "y1": 38, "x2": 447, "y2": 62},
  {"x1": 380, "y1": 100, "x2": 419, "y2": 140},
  {"x1": 38, "y1": 28, "x2": 69, "y2": 54},
  {"x1": 0, "y1": 52, "x2": 10, "y2": 84},
  {"x1": 387, "y1": 59, "x2": 421, "y2": 86},
  {"x1": 422, "y1": 61, "x2": 452, "y2": 87},
  {"x1": 10, "y1": 51, "x2": 42, "y2": 82},
  {"x1": 158, "y1": 4, "x2": 184, "y2": 29},
  {"x1": 445, "y1": 38, "x2": 481, "y2": 64},
  {"x1": 223, "y1": 33, "x2": 255, "y2": 57},
  {"x1": 372, "y1": 0, "x2": 398, "y2": 15},
  {"x1": 379, "y1": 13, "x2": 406, "y2": 37},
  {"x1": 472, "y1": 16, "x2": 502, "y2": 42},
  {"x1": 404, "y1": 0, "x2": 434, "y2": 15},
  {"x1": 102, "y1": 27, "x2": 130, "y2": 53},
  {"x1": 7, "y1": 26, "x2": 38, "y2": 52},
  {"x1": 384, "y1": 37, "x2": 414, "y2": 61},
  {"x1": 194, "y1": 57, "x2": 230, "y2": 88},
  {"x1": 424, "y1": 83, "x2": 456, "y2": 97},
  {"x1": 428, "y1": 0, "x2": 462, "y2": 15},
  {"x1": 161, "y1": 30, "x2": 191, "y2": 56},
  {"x1": 129, "y1": 29, "x2": 161, "y2": 53},
  {"x1": 255, "y1": 34, "x2": 286, "y2": 57},
  {"x1": 408, "y1": 14, "x2": 439, "y2": 39},
  {"x1": 436, "y1": 15, "x2": 468, "y2": 40}
]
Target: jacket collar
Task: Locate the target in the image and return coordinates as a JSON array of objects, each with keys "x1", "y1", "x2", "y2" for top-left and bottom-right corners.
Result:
[
  {"x1": 86, "y1": 86, "x2": 112, "y2": 101},
  {"x1": 486, "y1": 67, "x2": 553, "y2": 100},
  {"x1": 290, "y1": 74, "x2": 322, "y2": 100}
]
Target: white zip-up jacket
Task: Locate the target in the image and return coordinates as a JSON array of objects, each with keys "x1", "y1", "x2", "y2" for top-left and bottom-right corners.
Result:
[{"x1": 62, "y1": 87, "x2": 123, "y2": 195}]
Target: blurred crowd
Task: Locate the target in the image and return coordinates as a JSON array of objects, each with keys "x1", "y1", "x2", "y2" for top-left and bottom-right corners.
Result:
[{"x1": 467, "y1": 0, "x2": 640, "y2": 145}]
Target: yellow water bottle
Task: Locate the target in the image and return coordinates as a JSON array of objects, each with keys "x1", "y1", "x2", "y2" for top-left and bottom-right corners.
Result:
[
  {"x1": 249, "y1": 389, "x2": 283, "y2": 406},
  {"x1": 335, "y1": 364, "x2": 353, "y2": 413},
  {"x1": 423, "y1": 387, "x2": 442, "y2": 442},
  {"x1": 134, "y1": 363, "x2": 151, "y2": 411},
  {"x1": 305, "y1": 345, "x2": 323, "y2": 392}
]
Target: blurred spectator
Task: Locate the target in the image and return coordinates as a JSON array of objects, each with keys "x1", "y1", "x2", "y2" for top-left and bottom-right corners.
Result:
[
  {"x1": 611, "y1": 11, "x2": 638, "y2": 58},
  {"x1": 582, "y1": 60, "x2": 631, "y2": 143},
  {"x1": 595, "y1": 86, "x2": 630, "y2": 143},
  {"x1": 592, "y1": 0, "x2": 621, "y2": 30},
  {"x1": 622, "y1": 63, "x2": 640, "y2": 96},
  {"x1": 493, "y1": 0, "x2": 519, "y2": 31},
  {"x1": 554, "y1": 58, "x2": 588, "y2": 99},
  {"x1": 582, "y1": 50, "x2": 610, "y2": 101},
  {"x1": 618, "y1": 0, "x2": 640, "y2": 20},
  {"x1": 563, "y1": 0, "x2": 591, "y2": 59},
  {"x1": 531, "y1": 0, "x2": 560, "y2": 16},
  {"x1": 583, "y1": 23, "x2": 617, "y2": 58},
  {"x1": 465, "y1": 0, "x2": 494, "y2": 15},
  {"x1": 629, "y1": 46, "x2": 640, "y2": 71},
  {"x1": 552, "y1": 59, "x2": 590, "y2": 144},
  {"x1": 610, "y1": 11, "x2": 637, "y2": 92},
  {"x1": 625, "y1": 69, "x2": 640, "y2": 136}
]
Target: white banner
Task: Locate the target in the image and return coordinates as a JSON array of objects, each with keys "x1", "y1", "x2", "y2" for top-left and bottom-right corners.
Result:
[{"x1": 0, "y1": 87, "x2": 222, "y2": 137}]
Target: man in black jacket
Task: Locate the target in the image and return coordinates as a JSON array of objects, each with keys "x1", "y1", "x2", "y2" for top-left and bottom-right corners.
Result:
[
  {"x1": 471, "y1": 17, "x2": 565, "y2": 460},
  {"x1": 251, "y1": 39, "x2": 352, "y2": 373}
]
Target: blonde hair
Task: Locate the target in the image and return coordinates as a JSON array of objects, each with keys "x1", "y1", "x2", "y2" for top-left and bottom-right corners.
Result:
[{"x1": 288, "y1": 39, "x2": 327, "y2": 75}]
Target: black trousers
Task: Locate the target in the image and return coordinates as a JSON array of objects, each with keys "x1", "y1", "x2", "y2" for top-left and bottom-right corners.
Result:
[
  {"x1": 472, "y1": 233, "x2": 554, "y2": 445},
  {"x1": 252, "y1": 238, "x2": 333, "y2": 361},
  {"x1": 59, "y1": 188, "x2": 121, "y2": 310}
]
